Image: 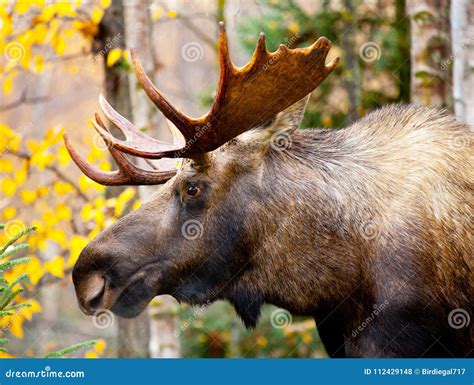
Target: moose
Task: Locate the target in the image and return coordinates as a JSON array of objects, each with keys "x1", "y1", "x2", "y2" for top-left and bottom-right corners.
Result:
[{"x1": 65, "y1": 23, "x2": 473, "y2": 358}]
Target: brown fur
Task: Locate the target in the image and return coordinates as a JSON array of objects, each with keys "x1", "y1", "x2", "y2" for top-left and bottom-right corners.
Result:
[{"x1": 73, "y1": 102, "x2": 473, "y2": 358}]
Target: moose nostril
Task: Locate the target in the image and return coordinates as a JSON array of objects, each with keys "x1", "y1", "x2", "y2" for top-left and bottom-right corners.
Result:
[{"x1": 78, "y1": 273, "x2": 106, "y2": 315}]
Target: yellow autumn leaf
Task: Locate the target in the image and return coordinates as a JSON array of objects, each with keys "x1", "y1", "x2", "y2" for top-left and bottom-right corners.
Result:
[
  {"x1": 94, "y1": 339, "x2": 107, "y2": 354},
  {"x1": 32, "y1": 23, "x2": 48, "y2": 43},
  {"x1": 56, "y1": 2, "x2": 76, "y2": 17},
  {"x1": 84, "y1": 350, "x2": 98, "y2": 358},
  {"x1": 106, "y1": 48, "x2": 122, "y2": 67},
  {"x1": 36, "y1": 186, "x2": 49, "y2": 198},
  {"x1": 7, "y1": 299, "x2": 42, "y2": 339},
  {"x1": 44, "y1": 127, "x2": 63, "y2": 145},
  {"x1": 14, "y1": 1, "x2": 30, "y2": 14},
  {"x1": 57, "y1": 144, "x2": 71, "y2": 166},
  {"x1": 47, "y1": 229, "x2": 67, "y2": 248},
  {"x1": 33, "y1": 55, "x2": 44, "y2": 73},
  {"x1": 53, "y1": 181, "x2": 74, "y2": 195},
  {"x1": 81, "y1": 203, "x2": 94, "y2": 222},
  {"x1": 132, "y1": 200, "x2": 142, "y2": 211},
  {"x1": 79, "y1": 174, "x2": 105, "y2": 193},
  {"x1": 94, "y1": 196, "x2": 106, "y2": 208},
  {"x1": 302, "y1": 333, "x2": 313, "y2": 344},
  {"x1": 3, "y1": 75, "x2": 13, "y2": 95},
  {"x1": 100, "y1": 0, "x2": 112, "y2": 9},
  {"x1": 2, "y1": 207, "x2": 16, "y2": 220},
  {"x1": 30, "y1": 152, "x2": 55, "y2": 170},
  {"x1": 52, "y1": 34, "x2": 66, "y2": 55},
  {"x1": 44, "y1": 256, "x2": 65, "y2": 278},
  {"x1": 56, "y1": 203, "x2": 72, "y2": 221},
  {"x1": 40, "y1": 5, "x2": 56, "y2": 22},
  {"x1": 21, "y1": 298, "x2": 42, "y2": 321},
  {"x1": 0, "y1": 159, "x2": 13, "y2": 172},
  {"x1": 68, "y1": 235, "x2": 88, "y2": 267},
  {"x1": 25, "y1": 256, "x2": 44, "y2": 285},
  {"x1": 91, "y1": 7, "x2": 104, "y2": 24},
  {"x1": 115, "y1": 187, "x2": 136, "y2": 216},
  {"x1": 13, "y1": 161, "x2": 28, "y2": 185},
  {"x1": 0, "y1": 124, "x2": 20, "y2": 153},
  {"x1": 1, "y1": 177, "x2": 16, "y2": 197},
  {"x1": 288, "y1": 22, "x2": 300, "y2": 34},
  {"x1": 20, "y1": 190, "x2": 37, "y2": 205},
  {"x1": 9, "y1": 316, "x2": 25, "y2": 338},
  {"x1": 152, "y1": 9, "x2": 163, "y2": 21}
]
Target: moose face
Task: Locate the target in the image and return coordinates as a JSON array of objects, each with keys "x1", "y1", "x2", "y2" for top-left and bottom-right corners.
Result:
[{"x1": 72, "y1": 142, "x2": 264, "y2": 318}]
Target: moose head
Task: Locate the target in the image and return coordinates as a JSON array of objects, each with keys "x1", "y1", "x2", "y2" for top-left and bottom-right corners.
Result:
[{"x1": 66, "y1": 23, "x2": 339, "y2": 324}]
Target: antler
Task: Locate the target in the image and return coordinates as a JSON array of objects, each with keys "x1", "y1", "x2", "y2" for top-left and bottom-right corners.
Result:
[
  {"x1": 65, "y1": 22, "x2": 339, "y2": 185},
  {"x1": 63, "y1": 115, "x2": 177, "y2": 185}
]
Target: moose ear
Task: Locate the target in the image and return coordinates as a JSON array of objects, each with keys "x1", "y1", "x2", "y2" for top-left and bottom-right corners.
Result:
[
  {"x1": 238, "y1": 95, "x2": 310, "y2": 147},
  {"x1": 263, "y1": 94, "x2": 310, "y2": 135}
]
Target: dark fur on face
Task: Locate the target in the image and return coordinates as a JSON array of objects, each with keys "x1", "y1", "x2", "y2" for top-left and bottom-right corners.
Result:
[{"x1": 73, "y1": 99, "x2": 473, "y2": 358}]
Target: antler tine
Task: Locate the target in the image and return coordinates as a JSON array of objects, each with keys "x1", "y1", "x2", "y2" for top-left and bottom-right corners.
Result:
[
  {"x1": 96, "y1": 95, "x2": 181, "y2": 159},
  {"x1": 130, "y1": 48, "x2": 197, "y2": 139},
  {"x1": 217, "y1": 21, "x2": 234, "y2": 75},
  {"x1": 64, "y1": 117, "x2": 177, "y2": 186},
  {"x1": 64, "y1": 133, "x2": 128, "y2": 186}
]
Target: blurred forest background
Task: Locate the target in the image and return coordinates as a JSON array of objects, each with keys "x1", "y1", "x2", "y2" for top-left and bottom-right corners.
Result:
[{"x1": 0, "y1": 0, "x2": 472, "y2": 358}]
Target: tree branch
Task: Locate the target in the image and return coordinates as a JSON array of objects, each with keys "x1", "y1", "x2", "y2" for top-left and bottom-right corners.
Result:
[
  {"x1": 0, "y1": 88, "x2": 48, "y2": 112},
  {"x1": 7, "y1": 150, "x2": 89, "y2": 202}
]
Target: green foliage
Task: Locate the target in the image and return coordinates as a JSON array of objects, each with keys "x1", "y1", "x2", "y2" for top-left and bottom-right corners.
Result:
[
  {"x1": 178, "y1": 302, "x2": 325, "y2": 358},
  {"x1": 236, "y1": 0, "x2": 410, "y2": 128},
  {"x1": 44, "y1": 340, "x2": 97, "y2": 358},
  {"x1": 0, "y1": 224, "x2": 35, "y2": 353},
  {"x1": 0, "y1": 223, "x2": 95, "y2": 357}
]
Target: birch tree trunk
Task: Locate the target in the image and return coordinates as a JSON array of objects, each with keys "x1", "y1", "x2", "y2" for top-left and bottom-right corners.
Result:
[
  {"x1": 451, "y1": 0, "x2": 474, "y2": 128},
  {"x1": 407, "y1": 0, "x2": 451, "y2": 107},
  {"x1": 124, "y1": 2, "x2": 180, "y2": 358},
  {"x1": 98, "y1": 0, "x2": 150, "y2": 358},
  {"x1": 342, "y1": 0, "x2": 360, "y2": 123}
]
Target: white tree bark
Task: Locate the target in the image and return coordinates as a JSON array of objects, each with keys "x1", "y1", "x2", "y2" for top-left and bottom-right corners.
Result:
[
  {"x1": 407, "y1": 0, "x2": 451, "y2": 107},
  {"x1": 451, "y1": 0, "x2": 474, "y2": 129},
  {"x1": 124, "y1": 2, "x2": 180, "y2": 358}
]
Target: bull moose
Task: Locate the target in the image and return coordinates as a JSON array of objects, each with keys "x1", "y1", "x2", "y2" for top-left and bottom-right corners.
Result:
[{"x1": 65, "y1": 23, "x2": 473, "y2": 358}]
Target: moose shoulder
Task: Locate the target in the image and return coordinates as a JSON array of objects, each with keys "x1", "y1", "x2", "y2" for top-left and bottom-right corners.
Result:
[{"x1": 66, "y1": 23, "x2": 473, "y2": 358}]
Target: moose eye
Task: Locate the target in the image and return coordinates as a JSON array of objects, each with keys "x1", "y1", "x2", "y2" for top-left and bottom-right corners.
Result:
[{"x1": 186, "y1": 184, "x2": 200, "y2": 197}]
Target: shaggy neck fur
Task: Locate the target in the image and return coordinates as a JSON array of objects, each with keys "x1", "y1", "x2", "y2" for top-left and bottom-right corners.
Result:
[{"x1": 226, "y1": 104, "x2": 473, "y2": 329}]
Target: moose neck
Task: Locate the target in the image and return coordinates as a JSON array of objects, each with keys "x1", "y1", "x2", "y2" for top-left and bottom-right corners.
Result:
[{"x1": 227, "y1": 128, "x2": 367, "y2": 325}]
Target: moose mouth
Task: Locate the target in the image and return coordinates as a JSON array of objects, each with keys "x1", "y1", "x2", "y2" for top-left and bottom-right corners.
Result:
[
  {"x1": 76, "y1": 262, "x2": 161, "y2": 319},
  {"x1": 109, "y1": 272, "x2": 158, "y2": 318}
]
